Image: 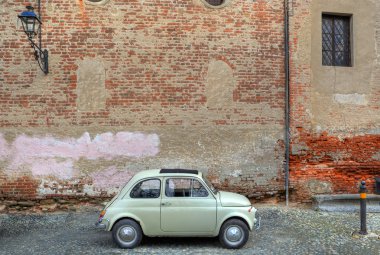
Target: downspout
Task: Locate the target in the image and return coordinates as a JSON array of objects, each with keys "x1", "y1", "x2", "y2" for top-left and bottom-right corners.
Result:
[
  {"x1": 284, "y1": 0, "x2": 290, "y2": 207},
  {"x1": 38, "y1": 0, "x2": 42, "y2": 50}
]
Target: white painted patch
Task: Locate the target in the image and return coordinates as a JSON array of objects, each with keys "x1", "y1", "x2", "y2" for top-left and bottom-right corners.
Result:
[
  {"x1": 230, "y1": 170, "x2": 242, "y2": 178},
  {"x1": 333, "y1": 94, "x2": 368, "y2": 106},
  {"x1": 37, "y1": 179, "x2": 58, "y2": 195},
  {"x1": 82, "y1": 184, "x2": 98, "y2": 196}
]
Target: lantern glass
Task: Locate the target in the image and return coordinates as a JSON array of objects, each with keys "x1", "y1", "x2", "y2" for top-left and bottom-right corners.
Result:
[{"x1": 26, "y1": 18, "x2": 35, "y2": 33}]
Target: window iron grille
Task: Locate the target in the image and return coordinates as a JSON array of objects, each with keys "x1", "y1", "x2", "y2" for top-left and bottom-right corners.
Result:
[{"x1": 322, "y1": 14, "x2": 351, "y2": 67}]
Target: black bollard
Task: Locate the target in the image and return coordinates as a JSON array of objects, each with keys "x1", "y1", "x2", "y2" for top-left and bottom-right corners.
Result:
[{"x1": 359, "y1": 181, "x2": 367, "y2": 235}]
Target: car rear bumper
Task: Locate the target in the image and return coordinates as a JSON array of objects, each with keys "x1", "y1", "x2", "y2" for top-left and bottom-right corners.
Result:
[
  {"x1": 254, "y1": 216, "x2": 261, "y2": 230},
  {"x1": 95, "y1": 218, "x2": 110, "y2": 230}
]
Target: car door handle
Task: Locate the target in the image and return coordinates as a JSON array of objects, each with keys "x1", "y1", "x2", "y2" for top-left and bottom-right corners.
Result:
[{"x1": 161, "y1": 202, "x2": 171, "y2": 206}]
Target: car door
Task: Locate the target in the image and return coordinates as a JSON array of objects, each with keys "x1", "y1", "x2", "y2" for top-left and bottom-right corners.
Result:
[{"x1": 160, "y1": 177, "x2": 217, "y2": 233}]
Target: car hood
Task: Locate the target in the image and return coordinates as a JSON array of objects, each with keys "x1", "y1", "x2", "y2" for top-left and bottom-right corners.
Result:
[{"x1": 219, "y1": 191, "x2": 251, "y2": 207}]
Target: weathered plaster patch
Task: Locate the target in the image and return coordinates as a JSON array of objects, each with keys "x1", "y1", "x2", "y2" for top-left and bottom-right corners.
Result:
[
  {"x1": 291, "y1": 144, "x2": 309, "y2": 155},
  {"x1": 206, "y1": 59, "x2": 236, "y2": 108},
  {"x1": 333, "y1": 94, "x2": 368, "y2": 106},
  {"x1": 31, "y1": 159, "x2": 75, "y2": 180},
  {"x1": 0, "y1": 132, "x2": 160, "y2": 180},
  {"x1": 77, "y1": 58, "x2": 107, "y2": 111},
  {"x1": 308, "y1": 179, "x2": 332, "y2": 194},
  {"x1": 372, "y1": 151, "x2": 380, "y2": 161},
  {"x1": 37, "y1": 167, "x2": 133, "y2": 196},
  {"x1": 90, "y1": 166, "x2": 133, "y2": 190},
  {"x1": 229, "y1": 169, "x2": 242, "y2": 178},
  {"x1": 367, "y1": 129, "x2": 380, "y2": 135},
  {"x1": 38, "y1": 178, "x2": 65, "y2": 195},
  {"x1": 0, "y1": 134, "x2": 9, "y2": 158}
]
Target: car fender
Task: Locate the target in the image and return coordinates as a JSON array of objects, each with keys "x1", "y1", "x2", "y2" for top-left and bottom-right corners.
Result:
[
  {"x1": 107, "y1": 212, "x2": 145, "y2": 232},
  {"x1": 215, "y1": 208, "x2": 255, "y2": 234}
]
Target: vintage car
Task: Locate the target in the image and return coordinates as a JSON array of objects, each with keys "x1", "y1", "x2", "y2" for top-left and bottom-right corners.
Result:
[{"x1": 96, "y1": 169, "x2": 259, "y2": 249}]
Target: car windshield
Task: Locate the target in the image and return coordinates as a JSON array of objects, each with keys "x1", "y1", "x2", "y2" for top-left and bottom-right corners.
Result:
[{"x1": 202, "y1": 176, "x2": 218, "y2": 195}]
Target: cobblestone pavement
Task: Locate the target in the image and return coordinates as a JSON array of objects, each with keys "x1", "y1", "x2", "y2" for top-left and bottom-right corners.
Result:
[{"x1": 0, "y1": 205, "x2": 379, "y2": 255}]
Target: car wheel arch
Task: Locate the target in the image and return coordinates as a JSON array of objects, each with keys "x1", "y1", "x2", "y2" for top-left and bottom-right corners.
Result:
[
  {"x1": 111, "y1": 217, "x2": 144, "y2": 235},
  {"x1": 218, "y1": 216, "x2": 250, "y2": 233}
]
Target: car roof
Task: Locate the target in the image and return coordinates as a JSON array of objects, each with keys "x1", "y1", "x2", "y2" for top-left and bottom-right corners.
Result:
[
  {"x1": 132, "y1": 169, "x2": 203, "y2": 180},
  {"x1": 160, "y1": 169, "x2": 198, "y2": 175}
]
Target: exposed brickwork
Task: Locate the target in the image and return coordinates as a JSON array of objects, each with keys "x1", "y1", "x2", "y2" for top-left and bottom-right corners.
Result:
[
  {"x1": 290, "y1": 129, "x2": 380, "y2": 202},
  {"x1": 0, "y1": 175, "x2": 39, "y2": 199}
]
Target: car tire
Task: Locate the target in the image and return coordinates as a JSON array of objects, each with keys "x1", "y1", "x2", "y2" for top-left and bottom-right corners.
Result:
[
  {"x1": 219, "y1": 219, "x2": 249, "y2": 249},
  {"x1": 112, "y1": 219, "x2": 143, "y2": 249}
]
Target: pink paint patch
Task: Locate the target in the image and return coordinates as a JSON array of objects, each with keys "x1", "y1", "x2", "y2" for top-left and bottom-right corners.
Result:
[
  {"x1": 87, "y1": 132, "x2": 160, "y2": 159},
  {"x1": 90, "y1": 167, "x2": 134, "y2": 189},
  {"x1": 0, "y1": 132, "x2": 160, "y2": 180},
  {"x1": 30, "y1": 159, "x2": 75, "y2": 180},
  {"x1": 10, "y1": 132, "x2": 159, "y2": 161}
]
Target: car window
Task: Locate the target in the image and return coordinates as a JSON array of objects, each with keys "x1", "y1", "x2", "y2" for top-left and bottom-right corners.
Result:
[
  {"x1": 130, "y1": 179, "x2": 161, "y2": 198},
  {"x1": 165, "y1": 178, "x2": 208, "y2": 197},
  {"x1": 191, "y1": 179, "x2": 209, "y2": 197}
]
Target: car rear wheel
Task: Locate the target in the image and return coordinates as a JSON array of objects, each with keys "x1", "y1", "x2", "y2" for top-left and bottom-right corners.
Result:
[
  {"x1": 112, "y1": 219, "x2": 142, "y2": 249},
  {"x1": 219, "y1": 219, "x2": 249, "y2": 249}
]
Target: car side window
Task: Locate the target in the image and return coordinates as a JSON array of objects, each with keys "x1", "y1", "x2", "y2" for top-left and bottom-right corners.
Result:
[
  {"x1": 165, "y1": 178, "x2": 208, "y2": 197},
  {"x1": 130, "y1": 179, "x2": 161, "y2": 198},
  {"x1": 191, "y1": 179, "x2": 209, "y2": 197}
]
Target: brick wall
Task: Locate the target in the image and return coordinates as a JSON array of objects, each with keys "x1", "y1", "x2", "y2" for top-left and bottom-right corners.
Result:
[{"x1": 0, "y1": 0, "x2": 287, "y2": 205}]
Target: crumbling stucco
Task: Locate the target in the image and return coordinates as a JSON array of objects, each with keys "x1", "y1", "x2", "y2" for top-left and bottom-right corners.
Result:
[{"x1": 333, "y1": 94, "x2": 368, "y2": 106}]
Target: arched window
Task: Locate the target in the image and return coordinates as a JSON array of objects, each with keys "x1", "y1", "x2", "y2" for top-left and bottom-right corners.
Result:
[
  {"x1": 85, "y1": 0, "x2": 110, "y2": 5},
  {"x1": 204, "y1": 0, "x2": 225, "y2": 6}
]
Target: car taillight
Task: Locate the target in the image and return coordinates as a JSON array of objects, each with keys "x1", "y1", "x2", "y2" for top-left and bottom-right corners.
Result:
[
  {"x1": 248, "y1": 206, "x2": 253, "y2": 213},
  {"x1": 98, "y1": 210, "x2": 106, "y2": 222}
]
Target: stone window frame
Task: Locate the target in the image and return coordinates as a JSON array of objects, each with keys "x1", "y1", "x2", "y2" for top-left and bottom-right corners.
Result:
[
  {"x1": 85, "y1": 0, "x2": 110, "y2": 6},
  {"x1": 200, "y1": 0, "x2": 231, "y2": 9}
]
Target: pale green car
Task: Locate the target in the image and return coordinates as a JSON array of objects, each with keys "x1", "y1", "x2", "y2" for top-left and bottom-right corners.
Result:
[{"x1": 96, "y1": 169, "x2": 259, "y2": 249}]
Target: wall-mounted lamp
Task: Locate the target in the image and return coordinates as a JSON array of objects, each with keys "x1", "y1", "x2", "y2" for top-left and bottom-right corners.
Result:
[{"x1": 18, "y1": 1, "x2": 48, "y2": 74}]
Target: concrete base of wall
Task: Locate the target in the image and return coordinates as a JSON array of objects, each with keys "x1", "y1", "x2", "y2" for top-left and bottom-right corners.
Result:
[{"x1": 313, "y1": 194, "x2": 380, "y2": 212}]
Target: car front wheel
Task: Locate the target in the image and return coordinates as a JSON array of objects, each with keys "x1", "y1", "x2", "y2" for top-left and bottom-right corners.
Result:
[
  {"x1": 219, "y1": 219, "x2": 249, "y2": 249},
  {"x1": 112, "y1": 219, "x2": 143, "y2": 249}
]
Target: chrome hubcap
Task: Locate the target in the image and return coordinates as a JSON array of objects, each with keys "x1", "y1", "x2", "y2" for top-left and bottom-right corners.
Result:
[
  {"x1": 118, "y1": 226, "x2": 136, "y2": 243},
  {"x1": 226, "y1": 226, "x2": 242, "y2": 242}
]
